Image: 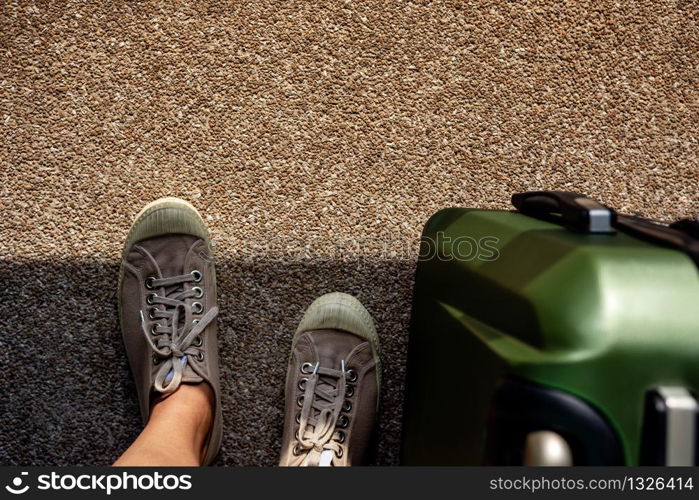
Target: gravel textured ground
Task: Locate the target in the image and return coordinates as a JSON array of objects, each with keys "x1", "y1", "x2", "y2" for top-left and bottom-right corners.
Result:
[{"x1": 1, "y1": 0, "x2": 697, "y2": 465}]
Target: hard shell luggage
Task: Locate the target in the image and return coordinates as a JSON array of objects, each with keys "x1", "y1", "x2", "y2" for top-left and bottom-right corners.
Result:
[{"x1": 401, "y1": 191, "x2": 699, "y2": 465}]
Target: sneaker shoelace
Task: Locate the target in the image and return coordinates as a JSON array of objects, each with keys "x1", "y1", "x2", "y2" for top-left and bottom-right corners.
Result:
[
  {"x1": 296, "y1": 361, "x2": 349, "y2": 466},
  {"x1": 139, "y1": 272, "x2": 218, "y2": 394}
]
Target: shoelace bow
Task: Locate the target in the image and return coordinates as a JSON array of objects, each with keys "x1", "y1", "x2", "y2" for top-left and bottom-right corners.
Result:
[
  {"x1": 139, "y1": 273, "x2": 218, "y2": 394},
  {"x1": 296, "y1": 361, "x2": 349, "y2": 466}
]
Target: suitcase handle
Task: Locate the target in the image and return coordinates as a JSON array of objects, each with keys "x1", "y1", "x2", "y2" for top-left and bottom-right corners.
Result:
[
  {"x1": 511, "y1": 190, "x2": 616, "y2": 234},
  {"x1": 616, "y1": 215, "x2": 699, "y2": 267}
]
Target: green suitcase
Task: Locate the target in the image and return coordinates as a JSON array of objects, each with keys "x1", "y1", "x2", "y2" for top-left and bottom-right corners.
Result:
[{"x1": 401, "y1": 191, "x2": 699, "y2": 465}]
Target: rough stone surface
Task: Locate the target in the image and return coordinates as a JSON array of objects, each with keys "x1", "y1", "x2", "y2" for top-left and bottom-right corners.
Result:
[{"x1": 1, "y1": 0, "x2": 697, "y2": 465}]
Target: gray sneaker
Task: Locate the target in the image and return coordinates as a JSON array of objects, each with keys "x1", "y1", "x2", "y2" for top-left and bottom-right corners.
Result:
[
  {"x1": 118, "y1": 197, "x2": 222, "y2": 465},
  {"x1": 279, "y1": 292, "x2": 381, "y2": 466}
]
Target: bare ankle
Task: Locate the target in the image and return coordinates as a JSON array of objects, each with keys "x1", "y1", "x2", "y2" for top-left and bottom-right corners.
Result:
[
  {"x1": 152, "y1": 383, "x2": 213, "y2": 418},
  {"x1": 149, "y1": 383, "x2": 214, "y2": 461}
]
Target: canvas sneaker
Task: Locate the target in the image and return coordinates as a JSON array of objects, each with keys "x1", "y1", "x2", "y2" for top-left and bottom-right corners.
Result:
[
  {"x1": 279, "y1": 292, "x2": 381, "y2": 466},
  {"x1": 118, "y1": 197, "x2": 222, "y2": 464}
]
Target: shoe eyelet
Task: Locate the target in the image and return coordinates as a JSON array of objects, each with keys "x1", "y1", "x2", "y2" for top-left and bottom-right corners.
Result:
[
  {"x1": 295, "y1": 412, "x2": 301, "y2": 424},
  {"x1": 347, "y1": 369, "x2": 358, "y2": 383},
  {"x1": 150, "y1": 324, "x2": 159, "y2": 335},
  {"x1": 192, "y1": 286, "x2": 204, "y2": 299},
  {"x1": 152, "y1": 355, "x2": 160, "y2": 365},
  {"x1": 335, "y1": 431, "x2": 346, "y2": 444},
  {"x1": 191, "y1": 270, "x2": 203, "y2": 282},
  {"x1": 338, "y1": 415, "x2": 350, "y2": 428},
  {"x1": 297, "y1": 395, "x2": 304, "y2": 407},
  {"x1": 342, "y1": 400, "x2": 352, "y2": 412},
  {"x1": 300, "y1": 362, "x2": 314, "y2": 374},
  {"x1": 193, "y1": 335, "x2": 203, "y2": 347},
  {"x1": 146, "y1": 293, "x2": 157, "y2": 305},
  {"x1": 145, "y1": 276, "x2": 156, "y2": 289},
  {"x1": 335, "y1": 447, "x2": 344, "y2": 458},
  {"x1": 346, "y1": 385, "x2": 354, "y2": 397},
  {"x1": 192, "y1": 319, "x2": 199, "y2": 325},
  {"x1": 192, "y1": 302, "x2": 204, "y2": 314},
  {"x1": 293, "y1": 443, "x2": 303, "y2": 456},
  {"x1": 298, "y1": 377, "x2": 308, "y2": 391},
  {"x1": 148, "y1": 308, "x2": 158, "y2": 320},
  {"x1": 295, "y1": 429, "x2": 300, "y2": 440},
  {"x1": 196, "y1": 351, "x2": 205, "y2": 362}
]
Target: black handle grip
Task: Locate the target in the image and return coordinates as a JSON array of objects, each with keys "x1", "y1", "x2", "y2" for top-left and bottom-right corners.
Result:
[
  {"x1": 617, "y1": 215, "x2": 699, "y2": 267},
  {"x1": 669, "y1": 218, "x2": 699, "y2": 239},
  {"x1": 511, "y1": 191, "x2": 616, "y2": 234}
]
